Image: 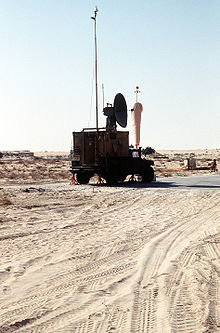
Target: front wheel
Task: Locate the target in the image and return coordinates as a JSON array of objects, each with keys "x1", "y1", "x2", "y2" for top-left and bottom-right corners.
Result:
[{"x1": 141, "y1": 166, "x2": 154, "y2": 183}]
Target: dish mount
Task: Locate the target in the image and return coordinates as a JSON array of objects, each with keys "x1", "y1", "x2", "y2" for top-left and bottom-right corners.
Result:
[{"x1": 103, "y1": 93, "x2": 127, "y2": 130}]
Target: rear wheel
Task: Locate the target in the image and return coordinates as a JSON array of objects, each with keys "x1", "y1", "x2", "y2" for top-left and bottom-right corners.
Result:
[
  {"x1": 105, "y1": 175, "x2": 118, "y2": 185},
  {"x1": 104, "y1": 170, "x2": 127, "y2": 184},
  {"x1": 141, "y1": 166, "x2": 154, "y2": 183},
  {"x1": 76, "y1": 172, "x2": 92, "y2": 184},
  {"x1": 116, "y1": 174, "x2": 127, "y2": 182}
]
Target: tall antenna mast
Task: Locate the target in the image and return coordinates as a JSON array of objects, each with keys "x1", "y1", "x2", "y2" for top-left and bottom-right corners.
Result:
[{"x1": 91, "y1": 6, "x2": 99, "y2": 131}]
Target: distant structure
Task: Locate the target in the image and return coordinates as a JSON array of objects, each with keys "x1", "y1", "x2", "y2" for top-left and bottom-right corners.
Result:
[
  {"x1": 1, "y1": 150, "x2": 34, "y2": 158},
  {"x1": 184, "y1": 158, "x2": 196, "y2": 170},
  {"x1": 131, "y1": 86, "x2": 143, "y2": 148}
]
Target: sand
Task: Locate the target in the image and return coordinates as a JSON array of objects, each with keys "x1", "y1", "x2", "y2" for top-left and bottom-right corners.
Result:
[{"x1": 0, "y1": 150, "x2": 219, "y2": 332}]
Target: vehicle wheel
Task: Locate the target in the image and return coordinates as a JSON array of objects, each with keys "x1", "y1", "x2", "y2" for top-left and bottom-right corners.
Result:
[
  {"x1": 76, "y1": 172, "x2": 92, "y2": 184},
  {"x1": 141, "y1": 166, "x2": 154, "y2": 183},
  {"x1": 117, "y1": 174, "x2": 127, "y2": 182},
  {"x1": 104, "y1": 173, "x2": 118, "y2": 185},
  {"x1": 105, "y1": 177, "x2": 118, "y2": 185}
]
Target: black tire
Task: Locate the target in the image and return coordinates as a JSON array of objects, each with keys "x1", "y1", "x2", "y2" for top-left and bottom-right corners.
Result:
[
  {"x1": 105, "y1": 176, "x2": 118, "y2": 185},
  {"x1": 103, "y1": 171, "x2": 119, "y2": 185},
  {"x1": 117, "y1": 174, "x2": 127, "y2": 182},
  {"x1": 76, "y1": 172, "x2": 92, "y2": 184},
  {"x1": 141, "y1": 166, "x2": 154, "y2": 183}
]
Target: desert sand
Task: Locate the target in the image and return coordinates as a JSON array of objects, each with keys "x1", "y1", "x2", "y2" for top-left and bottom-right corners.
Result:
[{"x1": 0, "y1": 150, "x2": 219, "y2": 332}]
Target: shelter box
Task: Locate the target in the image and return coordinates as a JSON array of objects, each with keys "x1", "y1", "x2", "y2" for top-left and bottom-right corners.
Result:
[{"x1": 72, "y1": 130, "x2": 129, "y2": 166}]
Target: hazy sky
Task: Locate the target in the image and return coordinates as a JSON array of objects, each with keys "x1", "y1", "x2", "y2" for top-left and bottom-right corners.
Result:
[{"x1": 0, "y1": 0, "x2": 219, "y2": 151}]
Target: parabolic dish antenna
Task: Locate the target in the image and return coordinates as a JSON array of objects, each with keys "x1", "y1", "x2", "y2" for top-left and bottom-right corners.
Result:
[{"x1": 114, "y1": 93, "x2": 127, "y2": 128}]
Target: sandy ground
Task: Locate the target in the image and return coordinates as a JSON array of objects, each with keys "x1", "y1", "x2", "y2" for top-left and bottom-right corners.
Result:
[{"x1": 0, "y1": 150, "x2": 219, "y2": 332}]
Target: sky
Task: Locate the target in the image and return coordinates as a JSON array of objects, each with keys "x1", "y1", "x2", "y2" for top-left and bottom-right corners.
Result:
[{"x1": 0, "y1": 0, "x2": 219, "y2": 151}]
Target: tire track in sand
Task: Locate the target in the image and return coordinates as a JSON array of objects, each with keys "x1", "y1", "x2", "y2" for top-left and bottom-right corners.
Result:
[
  {"x1": 129, "y1": 205, "x2": 219, "y2": 333},
  {"x1": 0, "y1": 187, "x2": 219, "y2": 333}
]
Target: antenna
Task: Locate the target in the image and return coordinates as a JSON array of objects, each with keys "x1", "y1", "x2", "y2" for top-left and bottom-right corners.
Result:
[
  {"x1": 91, "y1": 6, "x2": 99, "y2": 131},
  {"x1": 114, "y1": 93, "x2": 127, "y2": 128},
  {"x1": 103, "y1": 93, "x2": 127, "y2": 129},
  {"x1": 134, "y1": 86, "x2": 140, "y2": 102},
  {"x1": 102, "y1": 83, "x2": 105, "y2": 109}
]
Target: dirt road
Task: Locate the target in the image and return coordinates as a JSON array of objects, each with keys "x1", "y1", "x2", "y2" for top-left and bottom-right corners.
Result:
[{"x1": 0, "y1": 181, "x2": 219, "y2": 332}]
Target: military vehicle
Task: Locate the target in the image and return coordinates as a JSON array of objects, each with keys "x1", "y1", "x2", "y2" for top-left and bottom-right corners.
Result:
[
  {"x1": 70, "y1": 93, "x2": 154, "y2": 184},
  {"x1": 70, "y1": 7, "x2": 154, "y2": 184}
]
